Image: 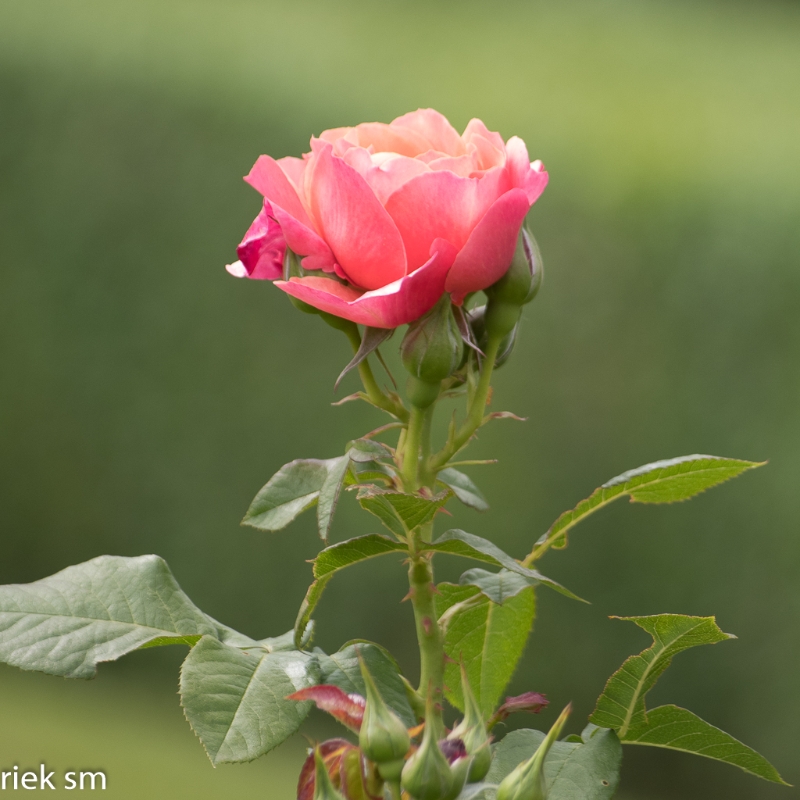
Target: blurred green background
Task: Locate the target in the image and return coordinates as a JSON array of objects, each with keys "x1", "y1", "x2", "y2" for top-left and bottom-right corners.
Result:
[{"x1": 1, "y1": 0, "x2": 798, "y2": 796}]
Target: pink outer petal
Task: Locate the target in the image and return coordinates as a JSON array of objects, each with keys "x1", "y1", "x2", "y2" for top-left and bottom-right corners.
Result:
[
  {"x1": 234, "y1": 206, "x2": 285, "y2": 280},
  {"x1": 244, "y1": 155, "x2": 313, "y2": 227},
  {"x1": 446, "y1": 188, "x2": 531, "y2": 304},
  {"x1": 275, "y1": 241, "x2": 457, "y2": 328},
  {"x1": 384, "y1": 169, "x2": 511, "y2": 271},
  {"x1": 391, "y1": 109, "x2": 466, "y2": 156},
  {"x1": 268, "y1": 201, "x2": 337, "y2": 273},
  {"x1": 505, "y1": 137, "x2": 549, "y2": 204},
  {"x1": 309, "y1": 146, "x2": 407, "y2": 290}
]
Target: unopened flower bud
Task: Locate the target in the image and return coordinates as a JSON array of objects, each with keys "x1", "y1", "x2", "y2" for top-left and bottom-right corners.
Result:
[
  {"x1": 496, "y1": 704, "x2": 571, "y2": 800},
  {"x1": 312, "y1": 747, "x2": 347, "y2": 800},
  {"x1": 467, "y1": 306, "x2": 517, "y2": 370},
  {"x1": 449, "y1": 665, "x2": 492, "y2": 783},
  {"x1": 401, "y1": 722, "x2": 456, "y2": 800},
  {"x1": 358, "y1": 655, "x2": 411, "y2": 773},
  {"x1": 486, "y1": 227, "x2": 543, "y2": 307},
  {"x1": 484, "y1": 227, "x2": 543, "y2": 340},
  {"x1": 401, "y1": 295, "x2": 464, "y2": 394}
]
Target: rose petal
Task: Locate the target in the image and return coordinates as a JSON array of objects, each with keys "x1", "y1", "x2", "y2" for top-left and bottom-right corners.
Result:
[
  {"x1": 234, "y1": 205, "x2": 285, "y2": 280},
  {"x1": 446, "y1": 188, "x2": 531, "y2": 304},
  {"x1": 352, "y1": 121, "x2": 430, "y2": 156},
  {"x1": 391, "y1": 109, "x2": 466, "y2": 156},
  {"x1": 309, "y1": 145, "x2": 407, "y2": 289},
  {"x1": 505, "y1": 137, "x2": 549, "y2": 204},
  {"x1": 463, "y1": 118, "x2": 507, "y2": 170},
  {"x1": 245, "y1": 155, "x2": 314, "y2": 228},
  {"x1": 276, "y1": 241, "x2": 456, "y2": 328},
  {"x1": 384, "y1": 169, "x2": 510, "y2": 271},
  {"x1": 287, "y1": 685, "x2": 366, "y2": 732},
  {"x1": 268, "y1": 201, "x2": 337, "y2": 273}
]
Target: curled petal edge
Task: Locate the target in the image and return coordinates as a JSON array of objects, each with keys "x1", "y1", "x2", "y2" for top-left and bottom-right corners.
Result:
[{"x1": 276, "y1": 239, "x2": 458, "y2": 329}]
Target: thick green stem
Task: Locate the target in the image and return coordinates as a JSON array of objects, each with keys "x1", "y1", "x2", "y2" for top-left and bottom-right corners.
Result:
[
  {"x1": 429, "y1": 334, "x2": 502, "y2": 472},
  {"x1": 408, "y1": 545, "x2": 445, "y2": 738},
  {"x1": 343, "y1": 326, "x2": 408, "y2": 421},
  {"x1": 401, "y1": 404, "x2": 426, "y2": 491},
  {"x1": 387, "y1": 781, "x2": 402, "y2": 800}
]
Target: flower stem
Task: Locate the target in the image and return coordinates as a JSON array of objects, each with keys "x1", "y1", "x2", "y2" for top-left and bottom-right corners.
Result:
[
  {"x1": 408, "y1": 536, "x2": 445, "y2": 738},
  {"x1": 401, "y1": 404, "x2": 426, "y2": 492},
  {"x1": 387, "y1": 781, "x2": 402, "y2": 800},
  {"x1": 428, "y1": 334, "x2": 502, "y2": 473},
  {"x1": 343, "y1": 325, "x2": 408, "y2": 421}
]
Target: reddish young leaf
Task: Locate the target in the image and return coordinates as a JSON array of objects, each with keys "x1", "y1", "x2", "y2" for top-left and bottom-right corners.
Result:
[
  {"x1": 490, "y1": 692, "x2": 549, "y2": 725},
  {"x1": 297, "y1": 739, "x2": 354, "y2": 800},
  {"x1": 288, "y1": 685, "x2": 366, "y2": 732}
]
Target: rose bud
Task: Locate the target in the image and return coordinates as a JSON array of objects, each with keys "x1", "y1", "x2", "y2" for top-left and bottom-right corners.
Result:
[
  {"x1": 401, "y1": 295, "x2": 464, "y2": 408},
  {"x1": 467, "y1": 305, "x2": 517, "y2": 370},
  {"x1": 357, "y1": 654, "x2": 410, "y2": 781},
  {"x1": 312, "y1": 747, "x2": 348, "y2": 800},
  {"x1": 484, "y1": 227, "x2": 544, "y2": 340},
  {"x1": 448, "y1": 664, "x2": 492, "y2": 783},
  {"x1": 496, "y1": 704, "x2": 571, "y2": 800},
  {"x1": 400, "y1": 718, "x2": 456, "y2": 800}
]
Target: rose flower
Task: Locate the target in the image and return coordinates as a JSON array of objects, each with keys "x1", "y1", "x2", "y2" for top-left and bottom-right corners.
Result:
[{"x1": 228, "y1": 109, "x2": 547, "y2": 328}]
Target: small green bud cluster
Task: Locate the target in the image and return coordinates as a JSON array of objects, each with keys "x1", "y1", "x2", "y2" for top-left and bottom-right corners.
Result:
[
  {"x1": 357, "y1": 655, "x2": 411, "y2": 783},
  {"x1": 401, "y1": 295, "x2": 464, "y2": 407}
]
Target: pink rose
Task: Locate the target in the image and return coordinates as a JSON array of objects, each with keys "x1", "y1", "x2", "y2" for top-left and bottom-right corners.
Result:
[{"x1": 227, "y1": 109, "x2": 547, "y2": 328}]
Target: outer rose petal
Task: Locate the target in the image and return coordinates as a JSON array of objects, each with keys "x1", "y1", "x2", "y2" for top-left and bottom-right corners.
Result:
[
  {"x1": 276, "y1": 241, "x2": 457, "y2": 328},
  {"x1": 446, "y1": 188, "x2": 531, "y2": 304},
  {"x1": 505, "y1": 137, "x2": 549, "y2": 204},
  {"x1": 310, "y1": 145, "x2": 407, "y2": 289},
  {"x1": 244, "y1": 155, "x2": 314, "y2": 227},
  {"x1": 268, "y1": 201, "x2": 336, "y2": 273},
  {"x1": 391, "y1": 109, "x2": 466, "y2": 156},
  {"x1": 234, "y1": 206, "x2": 285, "y2": 280}
]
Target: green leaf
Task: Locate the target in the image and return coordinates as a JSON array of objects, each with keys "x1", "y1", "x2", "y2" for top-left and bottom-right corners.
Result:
[
  {"x1": 438, "y1": 468, "x2": 489, "y2": 511},
  {"x1": 459, "y1": 568, "x2": 536, "y2": 605},
  {"x1": 428, "y1": 530, "x2": 583, "y2": 601},
  {"x1": 537, "y1": 455, "x2": 764, "y2": 552},
  {"x1": 242, "y1": 458, "x2": 330, "y2": 531},
  {"x1": 0, "y1": 555, "x2": 227, "y2": 678},
  {"x1": 294, "y1": 576, "x2": 331, "y2": 649},
  {"x1": 313, "y1": 534, "x2": 408, "y2": 579},
  {"x1": 486, "y1": 727, "x2": 622, "y2": 799},
  {"x1": 317, "y1": 455, "x2": 351, "y2": 542},
  {"x1": 293, "y1": 535, "x2": 409, "y2": 648},
  {"x1": 624, "y1": 704, "x2": 787, "y2": 784},
  {"x1": 347, "y1": 437, "x2": 393, "y2": 463},
  {"x1": 589, "y1": 615, "x2": 785, "y2": 784},
  {"x1": 436, "y1": 582, "x2": 535, "y2": 718},
  {"x1": 316, "y1": 641, "x2": 415, "y2": 727},
  {"x1": 180, "y1": 635, "x2": 319, "y2": 765},
  {"x1": 590, "y1": 614, "x2": 734, "y2": 736},
  {"x1": 358, "y1": 489, "x2": 450, "y2": 537}
]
